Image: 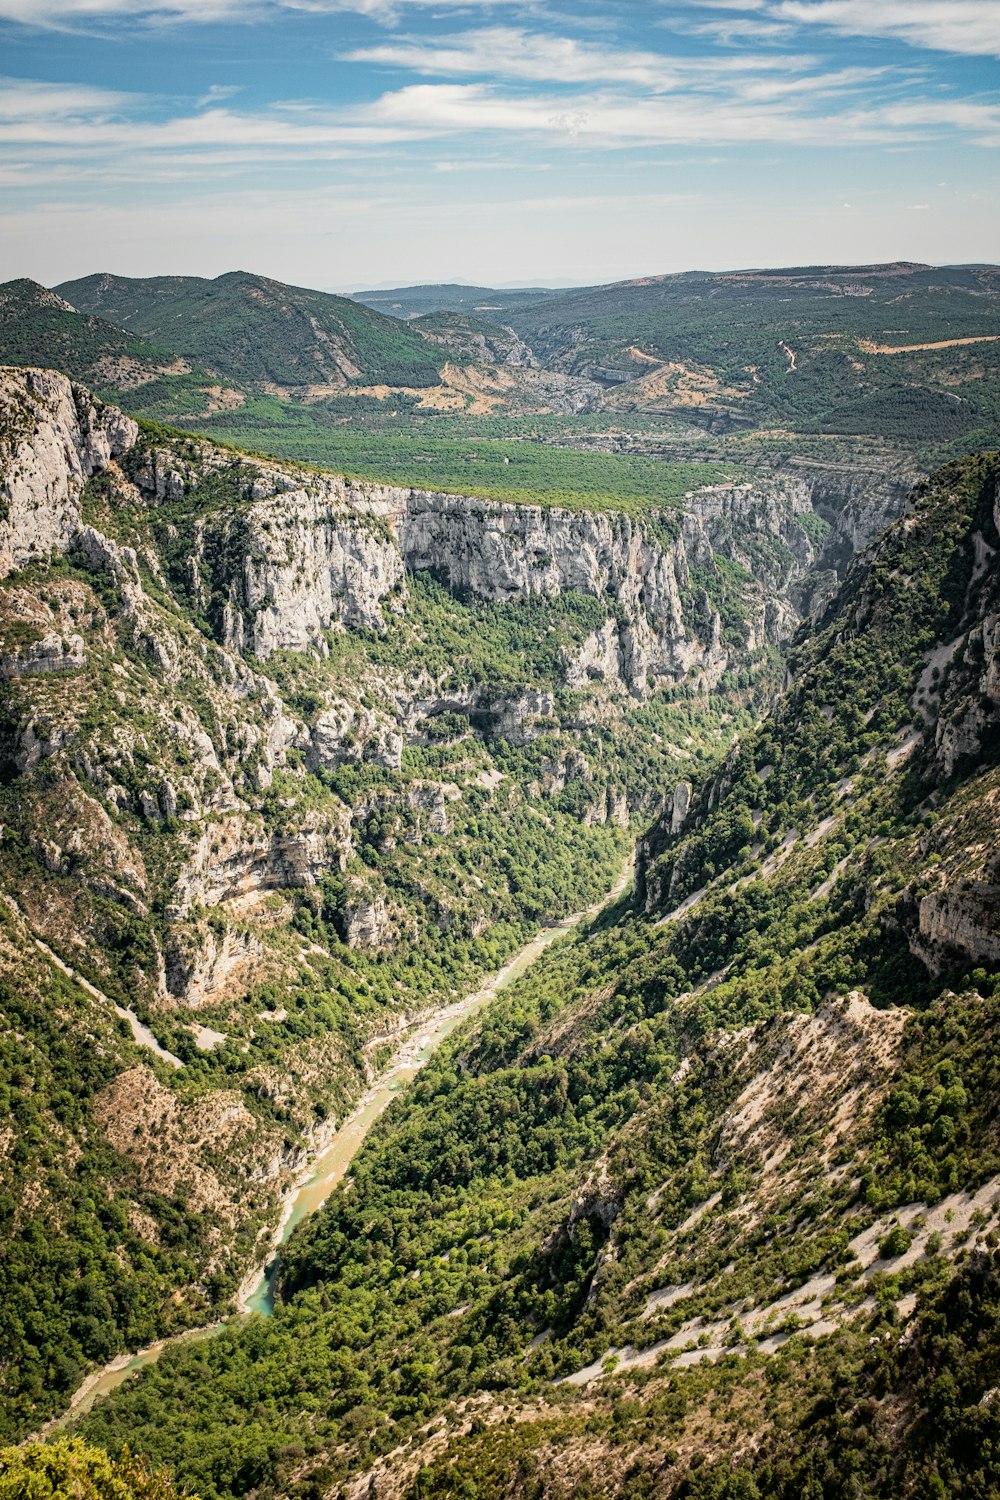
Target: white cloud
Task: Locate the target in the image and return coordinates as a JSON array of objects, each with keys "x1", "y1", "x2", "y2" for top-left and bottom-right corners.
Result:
[
  {"x1": 690, "y1": 17, "x2": 795, "y2": 41},
  {"x1": 774, "y1": 1, "x2": 1000, "y2": 59},
  {"x1": 361, "y1": 79, "x2": 993, "y2": 147},
  {"x1": 196, "y1": 84, "x2": 243, "y2": 108},
  {"x1": 1, "y1": 59, "x2": 996, "y2": 177},
  {"x1": 347, "y1": 27, "x2": 820, "y2": 87},
  {"x1": 0, "y1": 76, "x2": 133, "y2": 118},
  {"x1": 0, "y1": 0, "x2": 517, "y2": 25}
]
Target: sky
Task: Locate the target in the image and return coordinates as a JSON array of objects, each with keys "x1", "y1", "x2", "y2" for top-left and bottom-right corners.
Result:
[{"x1": 0, "y1": 0, "x2": 998, "y2": 291}]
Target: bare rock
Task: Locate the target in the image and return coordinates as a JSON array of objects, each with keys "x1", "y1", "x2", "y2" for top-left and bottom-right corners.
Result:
[{"x1": 0, "y1": 367, "x2": 136, "y2": 578}]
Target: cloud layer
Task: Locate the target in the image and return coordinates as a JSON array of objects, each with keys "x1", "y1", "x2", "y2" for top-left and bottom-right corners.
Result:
[{"x1": 0, "y1": 0, "x2": 996, "y2": 284}]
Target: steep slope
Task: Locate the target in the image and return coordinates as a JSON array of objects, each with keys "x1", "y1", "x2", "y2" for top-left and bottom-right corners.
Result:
[
  {"x1": 56, "y1": 272, "x2": 443, "y2": 392},
  {"x1": 0, "y1": 366, "x2": 861, "y2": 1438},
  {"x1": 73, "y1": 451, "x2": 1000, "y2": 1498},
  {"x1": 0, "y1": 281, "x2": 187, "y2": 395}
]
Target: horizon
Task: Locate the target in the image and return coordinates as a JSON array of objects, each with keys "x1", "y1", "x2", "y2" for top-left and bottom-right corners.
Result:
[
  {"x1": 1, "y1": 1, "x2": 998, "y2": 287},
  {"x1": 27, "y1": 257, "x2": 1000, "y2": 305}
]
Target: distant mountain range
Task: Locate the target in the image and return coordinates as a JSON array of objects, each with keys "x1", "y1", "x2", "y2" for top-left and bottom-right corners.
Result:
[{"x1": 0, "y1": 261, "x2": 997, "y2": 460}]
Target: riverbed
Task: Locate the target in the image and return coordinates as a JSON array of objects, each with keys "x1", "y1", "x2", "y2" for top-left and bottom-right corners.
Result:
[{"x1": 57, "y1": 860, "x2": 632, "y2": 1424}]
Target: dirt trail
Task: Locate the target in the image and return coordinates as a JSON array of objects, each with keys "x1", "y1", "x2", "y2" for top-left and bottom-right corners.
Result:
[
  {"x1": 859, "y1": 334, "x2": 1000, "y2": 355},
  {"x1": 3, "y1": 896, "x2": 183, "y2": 1069}
]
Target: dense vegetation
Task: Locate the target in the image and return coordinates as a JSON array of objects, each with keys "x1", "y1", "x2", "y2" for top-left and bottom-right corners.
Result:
[
  {"x1": 74, "y1": 453, "x2": 1000, "y2": 1498},
  {"x1": 57, "y1": 272, "x2": 443, "y2": 391},
  {"x1": 0, "y1": 909, "x2": 231, "y2": 1440},
  {"x1": 0, "y1": 1439, "x2": 188, "y2": 1500},
  {"x1": 174, "y1": 413, "x2": 737, "y2": 523}
]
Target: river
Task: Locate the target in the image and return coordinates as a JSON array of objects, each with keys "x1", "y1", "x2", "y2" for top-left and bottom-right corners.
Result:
[{"x1": 55, "y1": 859, "x2": 632, "y2": 1426}]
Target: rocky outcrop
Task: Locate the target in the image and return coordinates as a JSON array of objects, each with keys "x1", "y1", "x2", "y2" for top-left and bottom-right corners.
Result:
[
  {"x1": 915, "y1": 883, "x2": 1000, "y2": 971},
  {"x1": 0, "y1": 367, "x2": 137, "y2": 577},
  {"x1": 308, "y1": 699, "x2": 403, "y2": 773},
  {"x1": 407, "y1": 780, "x2": 459, "y2": 837},
  {"x1": 163, "y1": 920, "x2": 262, "y2": 1007},
  {"x1": 417, "y1": 319, "x2": 540, "y2": 369},
  {"x1": 669, "y1": 781, "x2": 692, "y2": 835},
  {"x1": 0, "y1": 630, "x2": 85, "y2": 678},
  {"x1": 219, "y1": 486, "x2": 405, "y2": 657},
  {"x1": 385, "y1": 490, "x2": 727, "y2": 693},
  {"x1": 342, "y1": 891, "x2": 394, "y2": 949},
  {"x1": 786, "y1": 456, "x2": 918, "y2": 577},
  {"x1": 929, "y1": 612, "x2": 1000, "y2": 775},
  {"x1": 168, "y1": 808, "x2": 352, "y2": 917}
]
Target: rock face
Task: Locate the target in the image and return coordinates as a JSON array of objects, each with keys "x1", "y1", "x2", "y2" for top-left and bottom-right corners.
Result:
[
  {"x1": 916, "y1": 884, "x2": 1000, "y2": 970},
  {"x1": 169, "y1": 808, "x2": 352, "y2": 916},
  {"x1": 342, "y1": 891, "x2": 393, "y2": 949},
  {"x1": 669, "y1": 781, "x2": 692, "y2": 835},
  {"x1": 204, "y1": 466, "x2": 909, "y2": 699},
  {"x1": 635, "y1": 457, "x2": 1000, "y2": 947},
  {"x1": 220, "y1": 485, "x2": 406, "y2": 657},
  {"x1": 381, "y1": 489, "x2": 728, "y2": 693},
  {"x1": 308, "y1": 699, "x2": 403, "y2": 773},
  {"x1": 113, "y1": 430, "x2": 910, "y2": 709},
  {"x1": 0, "y1": 367, "x2": 136, "y2": 577},
  {"x1": 787, "y1": 456, "x2": 918, "y2": 577},
  {"x1": 195, "y1": 468, "x2": 729, "y2": 692},
  {"x1": 928, "y1": 612, "x2": 1000, "y2": 776},
  {"x1": 0, "y1": 630, "x2": 85, "y2": 679}
]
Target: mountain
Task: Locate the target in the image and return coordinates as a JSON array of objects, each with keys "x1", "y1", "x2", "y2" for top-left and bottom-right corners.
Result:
[
  {"x1": 0, "y1": 279, "x2": 185, "y2": 393},
  {"x1": 38, "y1": 262, "x2": 1000, "y2": 477},
  {"x1": 3, "y1": 359, "x2": 999, "y2": 1497},
  {"x1": 69, "y1": 433, "x2": 1000, "y2": 1499},
  {"x1": 497, "y1": 262, "x2": 1000, "y2": 445},
  {"x1": 56, "y1": 270, "x2": 443, "y2": 392}
]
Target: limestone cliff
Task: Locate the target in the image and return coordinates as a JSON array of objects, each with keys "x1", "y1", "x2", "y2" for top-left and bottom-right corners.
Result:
[
  {"x1": 0, "y1": 367, "x2": 136, "y2": 576},
  {"x1": 635, "y1": 455, "x2": 1000, "y2": 976}
]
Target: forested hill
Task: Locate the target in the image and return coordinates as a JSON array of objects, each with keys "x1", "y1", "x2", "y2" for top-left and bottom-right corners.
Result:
[
  {"x1": 0, "y1": 279, "x2": 185, "y2": 393},
  {"x1": 74, "y1": 449, "x2": 1000, "y2": 1499},
  {"x1": 1, "y1": 263, "x2": 997, "y2": 482},
  {"x1": 55, "y1": 271, "x2": 444, "y2": 391}
]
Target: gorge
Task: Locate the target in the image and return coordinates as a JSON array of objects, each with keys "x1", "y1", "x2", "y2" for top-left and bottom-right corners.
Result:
[{"x1": 1, "y1": 325, "x2": 999, "y2": 1499}]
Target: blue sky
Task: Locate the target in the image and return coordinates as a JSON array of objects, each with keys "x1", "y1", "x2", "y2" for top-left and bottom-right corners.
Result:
[{"x1": 1, "y1": 0, "x2": 998, "y2": 290}]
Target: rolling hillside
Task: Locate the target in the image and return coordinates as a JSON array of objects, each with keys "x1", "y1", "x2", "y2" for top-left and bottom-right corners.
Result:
[
  {"x1": 0, "y1": 280, "x2": 186, "y2": 393},
  {"x1": 57, "y1": 271, "x2": 444, "y2": 392}
]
